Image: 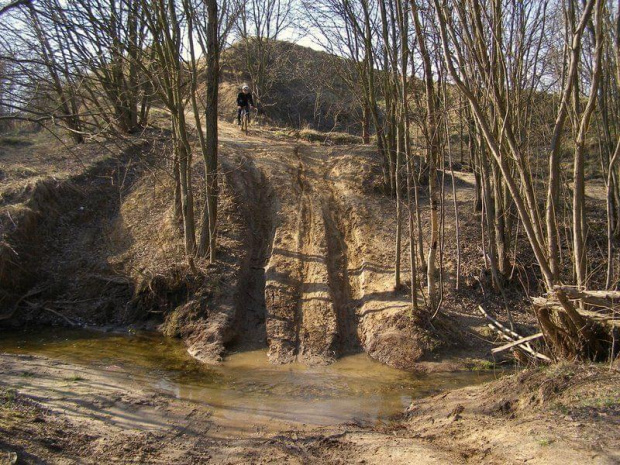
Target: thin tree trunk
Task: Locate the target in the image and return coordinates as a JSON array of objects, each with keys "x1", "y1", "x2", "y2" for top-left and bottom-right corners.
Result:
[
  {"x1": 362, "y1": 103, "x2": 370, "y2": 144},
  {"x1": 196, "y1": 0, "x2": 220, "y2": 263},
  {"x1": 573, "y1": 0, "x2": 603, "y2": 289},
  {"x1": 411, "y1": 0, "x2": 440, "y2": 310}
]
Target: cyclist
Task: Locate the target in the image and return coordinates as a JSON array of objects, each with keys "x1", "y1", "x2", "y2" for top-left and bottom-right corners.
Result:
[{"x1": 237, "y1": 84, "x2": 255, "y2": 126}]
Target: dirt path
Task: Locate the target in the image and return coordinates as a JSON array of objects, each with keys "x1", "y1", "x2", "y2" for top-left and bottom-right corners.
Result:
[
  {"x1": 215, "y1": 125, "x2": 435, "y2": 369},
  {"x1": 2, "y1": 121, "x2": 531, "y2": 369}
]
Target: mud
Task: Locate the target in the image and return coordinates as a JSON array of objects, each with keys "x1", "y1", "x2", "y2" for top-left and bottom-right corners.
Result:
[
  {"x1": 1, "y1": 347, "x2": 617, "y2": 464},
  {"x1": 0, "y1": 331, "x2": 503, "y2": 464}
]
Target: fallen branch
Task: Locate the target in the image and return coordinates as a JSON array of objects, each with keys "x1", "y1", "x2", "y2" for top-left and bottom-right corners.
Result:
[
  {"x1": 488, "y1": 325, "x2": 552, "y2": 362},
  {"x1": 533, "y1": 296, "x2": 620, "y2": 327},
  {"x1": 491, "y1": 332, "x2": 544, "y2": 354},
  {"x1": 0, "y1": 286, "x2": 48, "y2": 321},
  {"x1": 554, "y1": 285, "x2": 620, "y2": 303},
  {"x1": 478, "y1": 306, "x2": 551, "y2": 362},
  {"x1": 478, "y1": 305, "x2": 523, "y2": 340},
  {"x1": 24, "y1": 301, "x2": 78, "y2": 327}
]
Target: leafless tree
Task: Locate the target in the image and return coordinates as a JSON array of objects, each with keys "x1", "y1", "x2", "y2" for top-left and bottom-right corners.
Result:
[{"x1": 234, "y1": 0, "x2": 294, "y2": 110}]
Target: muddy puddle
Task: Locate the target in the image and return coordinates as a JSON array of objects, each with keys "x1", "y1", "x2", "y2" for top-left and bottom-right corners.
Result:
[{"x1": 0, "y1": 329, "x2": 503, "y2": 435}]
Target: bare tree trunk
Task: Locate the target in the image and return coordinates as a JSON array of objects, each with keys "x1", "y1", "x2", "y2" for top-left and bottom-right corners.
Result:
[
  {"x1": 469, "y1": 118, "x2": 483, "y2": 212},
  {"x1": 546, "y1": 0, "x2": 598, "y2": 281},
  {"x1": 198, "y1": 0, "x2": 220, "y2": 263},
  {"x1": 573, "y1": 0, "x2": 604, "y2": 289},
  {"x1": 411, "y1": 0, "x2": 440, "y2": 310},
  {"x1": 173, "y1": 112, "x2": 197, "y2": 256},
  {"x1": 362, "y1": 103, "x2": 370, "y2": 144},
  {"x1": 393, "y1": 0, "x2": 410, "y2": 290},
  {"x1": 406, "y1": 142, "x2": 419, "y2": 313},
  {"x1": 492, "y1": 162, "x2": 509, "y2": 276},
  {"x1": 173, "y1": 150, "x2": 182, "y2": 224},
  {"x1": 204, "y1": 0, "x2": 220, "y2": 263},
  {"x1": 395, "y1": 123, "x2": 403, "y2": 289},
  {"x1": 479, "y1": 132, "x2": 503, "y2": 291}
]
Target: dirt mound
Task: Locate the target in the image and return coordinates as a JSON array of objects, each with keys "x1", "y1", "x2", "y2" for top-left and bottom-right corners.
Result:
[
  {"x1": 219, "y1": 40, "x2": 361, "y2": 133},
  {"x1": 405, "y1": 363, "x2": 620, "y2": 464},
  {"x1": 129, "y1": 124, "x2": 439, "y2": 368},
  {"x1": 211, "y1": 127, "x2": 439, "y2": 368}
]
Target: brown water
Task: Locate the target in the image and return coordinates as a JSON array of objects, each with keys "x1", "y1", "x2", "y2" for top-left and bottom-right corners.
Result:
[{"x1": 0, "y1": 329, "x2": 503, "y2": 431}]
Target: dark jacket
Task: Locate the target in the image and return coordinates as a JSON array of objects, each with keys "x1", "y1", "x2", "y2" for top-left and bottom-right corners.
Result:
[{"x1": 237, "y1": 91, "x2": 254, "y2": 107}]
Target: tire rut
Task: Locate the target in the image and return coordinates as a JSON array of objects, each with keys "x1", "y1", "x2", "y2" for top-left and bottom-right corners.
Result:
[
  {"x1": 293, "y1": 158, "x2": 309, "y2": 359},
  {"x1": 264, "y1": 145, "x2": 309, "y2": 363},
  {"x1": 294, "y1": 147, "x2": 338, "y2": 364},
  {"x1": 230, "y1": 156, "x2": 274, "y2": 351},
  {"x1": 322, "y1": 191, "x2": 362, "y2": 354},
  {"x1": 263, "y1": 144, "x2": 361, "y2": 364},
  {"x1": 209, "y1": 128, "x2": 434, "y2": 368}
]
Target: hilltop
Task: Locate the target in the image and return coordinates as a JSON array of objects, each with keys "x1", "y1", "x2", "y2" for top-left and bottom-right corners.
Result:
[{"x1": 218, "y1": 40, "x2": 362, "y2": 133}]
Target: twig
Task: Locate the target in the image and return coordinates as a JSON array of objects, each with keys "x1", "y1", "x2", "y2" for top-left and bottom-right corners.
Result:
[
  {"x1": 0, "y1": 286, "x2": 48, "y2": 321},
  {"x1": 86, "y1": 273, "x2": 132, "y2": 284}
]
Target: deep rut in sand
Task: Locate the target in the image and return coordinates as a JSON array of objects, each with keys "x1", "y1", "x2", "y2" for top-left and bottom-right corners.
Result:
[
  {"x1": 219, "y1": 126, "x2": 431, "y2": 369},
  {"x1": 293, "y1": 147, "x2": 340, "y2": 364},
  {"x1": 292, "y1": 155, "x2": 309, "y2": 360},
  {"x1": 322, "y1": 192, "x2": 361, "y2": 355},
  {"x1": 259, "y1": 144, "x2": 361, "y2": 364},
  {"x1": 227, "y1": 156, "x2": 275, "y2": 351}
]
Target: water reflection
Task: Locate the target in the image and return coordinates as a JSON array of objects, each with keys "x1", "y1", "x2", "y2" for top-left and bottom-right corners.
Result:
[{"x1": 0, "y1": 328, "x2": 502, "y2": 430}]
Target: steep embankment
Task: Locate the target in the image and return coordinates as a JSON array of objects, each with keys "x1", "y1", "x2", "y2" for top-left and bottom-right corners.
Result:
[{"x1": 0, "y1": 132, "x2": 152, "y2": 326}]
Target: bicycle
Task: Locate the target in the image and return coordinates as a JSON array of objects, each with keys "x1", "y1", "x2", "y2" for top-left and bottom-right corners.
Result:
[{"x1": 240, "y1": 106, "x2": 251, "y2": 133}]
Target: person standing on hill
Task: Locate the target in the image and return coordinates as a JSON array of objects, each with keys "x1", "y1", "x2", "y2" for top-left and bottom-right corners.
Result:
[{"x1": 237, "y1": 84, "x2": 255, "y2": 126}]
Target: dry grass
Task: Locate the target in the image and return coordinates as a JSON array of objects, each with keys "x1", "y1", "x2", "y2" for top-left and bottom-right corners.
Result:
[{"x1": 267, "y1": 127, "x2": 363, "y2": 145}]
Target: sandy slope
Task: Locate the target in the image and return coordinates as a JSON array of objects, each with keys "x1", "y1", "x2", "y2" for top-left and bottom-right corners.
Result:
[
  {"x1": 1, "y1": 122, "x2": 534, "y2": 369},
  {"x1": 214, "y1": 124, "x2": 437, "y2": 369}
]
